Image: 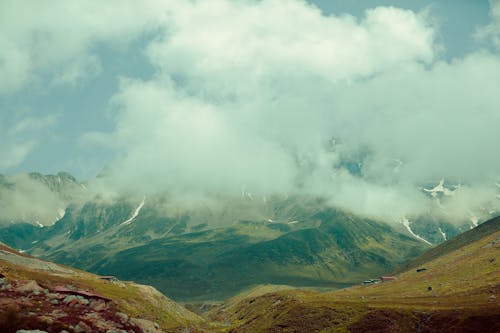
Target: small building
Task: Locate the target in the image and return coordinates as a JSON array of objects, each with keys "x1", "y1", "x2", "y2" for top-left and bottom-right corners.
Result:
[
  {"x1": 381, "y1": 276, "x2": 396, "y2": 281},
  {"x1": 416, "y1": 268, "x2": 427, "y2": 272}
]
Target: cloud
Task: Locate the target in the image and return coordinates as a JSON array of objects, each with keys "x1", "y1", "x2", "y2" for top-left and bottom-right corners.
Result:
[
  {"x1": 0, "y1": 174, "x2": 65, "y2": 225},
  {"x1": 475, "y1": 0, "x2": 500, "y2": 47},
  {"x1": 0, "y1": 0, "x2": 163, "y2": 93},
  {"x1": 3, "y1": 0, "x2": 499, "y2": 223},
  {"x1": 89, "y1": 0, "x2": 500, "y2": 223},
  {"x1": 0, "y1": 114, "x2": 58, "y2": 169}
]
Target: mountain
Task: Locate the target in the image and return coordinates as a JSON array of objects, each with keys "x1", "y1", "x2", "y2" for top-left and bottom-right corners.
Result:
[
  {"x1": 0, "y1": 171, "x2": 492, "y2": 302},
  {"x1": 1, "y1": 190, "x2": 430, "y2": 301},
  {"x1": 208, "y1": 215, "x2": 500, "y2": 332},
  {"x1": 0, "y1": 172, "x2": 86, "y2": 227},
  {"x1": 2, "y1": 212, "x2": 498, "y2": 332},
  {"x1": 0, "y1": 241, "x2": 204, "y2": 332}
]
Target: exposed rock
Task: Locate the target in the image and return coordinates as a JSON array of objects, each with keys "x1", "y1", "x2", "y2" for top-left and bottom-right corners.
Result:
[
  {"x1": 74, "y1": 320, "x2": 92, "y2": 333},
  {"x1": 16, "y1": 330, "x2": 49, "y2": 333},
  {"x1": 63, "y1": 295, "x2": 77, "y2": 303},
  {"x1": 89, "y1": 299, "x2": 107, "y2": 311},
  {"x1": 130, "y1": 318, "x2": 164, "y2": 333},
  {"x1": 15, "y1": 280, "x2": 43, "y2": 293},
  {"x1": 116, "y1": 312, "x2": 129, "y2": 323}
]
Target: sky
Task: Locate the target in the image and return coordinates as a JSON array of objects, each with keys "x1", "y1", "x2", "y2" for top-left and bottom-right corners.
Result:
[{"x1": 1, "y1": 0, "x2": 500, "y2": 222}]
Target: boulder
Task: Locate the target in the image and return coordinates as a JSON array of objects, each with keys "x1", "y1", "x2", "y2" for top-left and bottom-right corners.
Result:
[
  {"x1": 130, "y1": 318, "x2": 164, "y2": 333},
  {"x1": 15, "y1": 280, "x2": 44, "y2": 293}
]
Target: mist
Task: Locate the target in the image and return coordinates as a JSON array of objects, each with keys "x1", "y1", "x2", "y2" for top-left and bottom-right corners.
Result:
[
  {"x1": 0, "y1": 174, "x2": 67, "y2": 226},
  {"x1": 81, "y1": 1, "x2": 500, "y2": 224},
  {"x1": 1, "y1": 0, "x2": 499, "y2": 225}
]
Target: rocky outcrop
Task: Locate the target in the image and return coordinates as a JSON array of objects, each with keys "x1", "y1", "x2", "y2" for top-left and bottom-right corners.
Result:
[{"x1": 0, "y1": 276, "x2": 157, "y2": 332}]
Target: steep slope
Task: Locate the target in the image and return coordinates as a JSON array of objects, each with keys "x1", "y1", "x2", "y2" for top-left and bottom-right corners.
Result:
[
  {"x1": 76, "y1": 209, "x2": 427, "y2": 301},
  {"x1": 209, "y1": 215, "x2": 500, "y2": 332},
  {"x1": 0, "y1": 242, "x2": 205, "y2": 332},
  {"x1": 395, "y1": 215, "x2": 500, "y2": 273}
]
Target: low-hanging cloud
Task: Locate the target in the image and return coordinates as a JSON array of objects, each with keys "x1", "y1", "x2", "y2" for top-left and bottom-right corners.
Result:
[
  {"x1": 0, "y1": 114, "x2": 59, "y2": 169},
  {"x1": 83, "y1": 0, "x2": 500, "y2": 223},
  {"x1": 3, "y1": 0, "x2": 499, "y2": 224}
]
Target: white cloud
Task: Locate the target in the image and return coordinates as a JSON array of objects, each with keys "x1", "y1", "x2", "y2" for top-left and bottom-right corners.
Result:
[
  {"x1": 475, "y1": 0, "x2": 500, "y2": 47},
  {"x1": 3, "y1": 0, "x2": 499, "y2": 223},
  {"x1": 94, "y1": 1, "x2": 500, "y2": 223},
  {"x1": 0, "y1": 0, "x2": 163, "y2": 93},
  {"x1": 0, "y1": 114, "x2": 58, "y2": 169}
]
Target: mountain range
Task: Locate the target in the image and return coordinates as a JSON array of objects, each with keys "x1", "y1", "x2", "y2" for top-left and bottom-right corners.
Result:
[
  {"x1": 1, "y1": 210, "x2": 498, "y2": 332},
  {"x1": 0, "y1": 172, "x2": 494, "y2": 301}
]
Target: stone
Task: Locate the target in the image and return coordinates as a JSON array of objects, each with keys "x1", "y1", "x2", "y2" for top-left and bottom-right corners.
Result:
[
  {"x1": 89, "y1": 299, "x2": 107, "y2": 311},
  {"x1": 116, "y1": 312, "x2": 129, "y2": 323},
  {"x1": 63, "y1": 295, "x2": 78, "y2": 303},
  {"x1": 15, "y1": 280, "x2": 44, "y2": 293},
  {"x1": 74, "y1": 321, "x2": 92, "y2": 333},
  {"x1": 130, "y1": 318, "x2": 164, "y2": 333}
]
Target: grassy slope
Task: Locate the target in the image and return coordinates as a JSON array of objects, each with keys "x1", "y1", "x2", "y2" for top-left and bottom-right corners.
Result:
[
  {"x1": 394, "y1": 215, "x2": 500, "y2": 273},
  {"x1": 0, "y1": 242, "x2": 205, "y2": 331},
  {"x1": 208, "y1": 218, "x2": 500, "y2": 332},
  {"x1": 82, "y1": 210, "x2": 427, "y2": 301}
]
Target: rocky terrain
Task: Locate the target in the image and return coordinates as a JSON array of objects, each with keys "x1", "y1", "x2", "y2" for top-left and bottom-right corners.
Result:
[
  {"x1": 1, "y1": 215, "x2": 499, "y2": 332},
  {"x1": 0, "y1": 242, "x2": 205, "y2": 333}
]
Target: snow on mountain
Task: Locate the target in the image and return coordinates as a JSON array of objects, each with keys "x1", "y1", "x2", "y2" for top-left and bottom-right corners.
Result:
[
  {"x1": 423, "y1": 179, "x2": 456, "y2": 197},
  {"x1": 438, "y1": 227, "x2": 447, "y2": 241},
  {"x1": 120, "y1": 197, "x2": 146, "y2": 226},
  {"x1": 400, "y1": 218, "x2": 432, "y2": 245}
]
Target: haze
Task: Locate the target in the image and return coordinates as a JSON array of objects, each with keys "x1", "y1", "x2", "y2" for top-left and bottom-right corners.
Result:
[{"x1": 1, "y1": 0, "x2": 499, "y2": 223}]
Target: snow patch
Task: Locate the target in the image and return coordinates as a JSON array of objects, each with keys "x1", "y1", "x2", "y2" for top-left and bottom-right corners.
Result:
[
  {"x1": 267, "y1": 218, "x2": 274, "y2": 223},
  {"x1": 470, "y1": 215, "x2": 479, "y2": 228},
  {"x1": 35, "y1": 221, "x2": 44, "y2": 228},
  {"x1": 400, "y1": 218, "x2": 432, "y2": 245},
  {"x1": 120, "y1": 197, "x2": 146, "y2": 226},
  {"x1": 55, "y1": 208, "x2": 66, "y2": 221},
  {"x1": 288, "y1": 220, "x2": 299, "y2": 224},
  {"x1": 438, "y1": 227, "x2": 447, "y2": 241},
  {"x1": 423, "y1": 179, "x2": 455, "y2": 197}
]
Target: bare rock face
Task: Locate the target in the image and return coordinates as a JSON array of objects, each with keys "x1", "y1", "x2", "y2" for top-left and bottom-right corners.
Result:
[
  {"x1": 15, "y1": 280, "x2": 44, "y2": 293},
  {"x1": 74, "y1": 321, "x2": 93, "y2": 333},
  {"x1": 130, "y1": 318, "x2": 164, "y2": 333}
]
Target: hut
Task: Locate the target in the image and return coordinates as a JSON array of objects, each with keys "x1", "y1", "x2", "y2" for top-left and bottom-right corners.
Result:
[{"x1": 379, "y1": 276, "x2": 396, "y2": 282}]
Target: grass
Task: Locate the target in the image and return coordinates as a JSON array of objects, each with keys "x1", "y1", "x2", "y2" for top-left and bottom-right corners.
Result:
[
  {"x1": 0, "y1": 252, "x2": 205, "y2": 331},
  {"x1": 206, "y1": 226, "x2": 500, "y2": 332}
]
